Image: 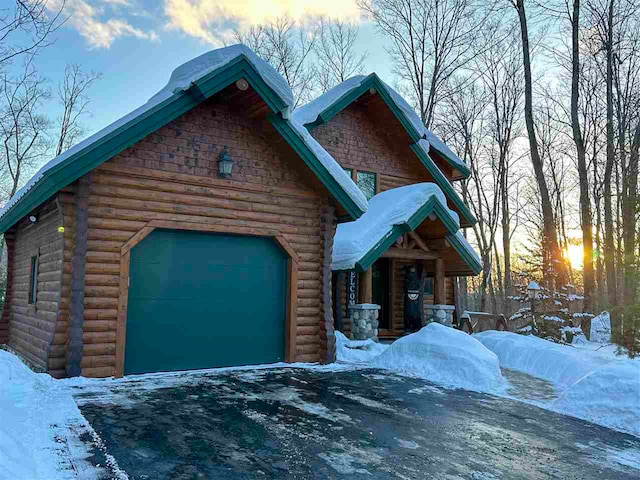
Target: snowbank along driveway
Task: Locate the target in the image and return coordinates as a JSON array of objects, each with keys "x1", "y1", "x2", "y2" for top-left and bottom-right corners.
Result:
[{"x1": 71, "y1": 365, "x2": 640, "y2": 479}]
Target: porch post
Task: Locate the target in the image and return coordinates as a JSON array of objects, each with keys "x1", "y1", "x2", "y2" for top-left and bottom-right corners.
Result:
[
  {"x1": 434, "y1": 257, "x2": 445, "y2": 305},
  {"x1": 358, "y1": 268, "x2": 373, "y2": 304}
]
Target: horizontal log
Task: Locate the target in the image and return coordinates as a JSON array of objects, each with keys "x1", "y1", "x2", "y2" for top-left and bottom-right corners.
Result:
[
  {"x1": 83, "y1": 343, "x2": 116, "y2": 357},
  {"x1": 82, "y1": 366, "x2": 114, "y2": 378}
]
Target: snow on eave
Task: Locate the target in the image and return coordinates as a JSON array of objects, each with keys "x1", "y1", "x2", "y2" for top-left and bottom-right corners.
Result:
[
  {"x1": 292, "y1": 75, "x2": 368, "y2": 126},
  {"x1": 293, "y1": 74, "x2": 469, "y2": 179},
  {"x1": 288, "y1": 119, "x2": 368, "y2": 214},
  {"x1": 0, "y1": 44, "x2": 368, "y2": 226},
  {"x1": 332, "y1": 183, "x2": 460, "y2": 271},
  {"x1": 449, "y1": 231, "x2": 482, "y2": 272}
]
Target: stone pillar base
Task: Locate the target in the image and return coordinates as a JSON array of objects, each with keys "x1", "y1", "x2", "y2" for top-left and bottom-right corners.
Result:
[
  {"x1": 423, "y1": 304, "x2": 456, "y2": 327},
  {"x1": 349, "y1": 303, "x2": 381, "y2": 340}
]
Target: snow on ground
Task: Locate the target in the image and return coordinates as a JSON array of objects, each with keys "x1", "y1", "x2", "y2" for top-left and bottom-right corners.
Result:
[
  {"x1": 0, "y1": 349, "x2": 113, "y2": 480},
  {"x1": 370, "y1": 323, "x2": 507, "y2": 393},
  {"x1": 475, "y1": 331, "x2": 640, "y2": 437},
  {"x1": 590, "y1": 311, "x2": 612, "y2": 343},
  {"x1": 336, "y1": 331, "x2": 388, "y2": 364}
]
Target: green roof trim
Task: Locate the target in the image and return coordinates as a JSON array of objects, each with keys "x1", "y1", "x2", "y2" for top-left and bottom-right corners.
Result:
[
  {"x1": 301, "y1": 74, "x2": 475, "y2": 224},
  {"x1": 430, "y1": 145, "x2": 472, "y2": 179},
  {"x1": 311, "y1": 73, "x2": 423, "y2": 142},
  {"x1": 409, "y1": 144, "x2": 476, "y2": 227},
  {"x1": 303, "y1": 73, "x2": 471, "y2": 180},
  {"x1": 447, "y1": 232, "x2": 483, "y2": 275},
  {"x1": 0, "y1": 55, "x2": 362, "y2": 232},
  {"x1": 353, "y1": 196, "x2": 471, "y2": 273},
  {"x1": 268, "y1": 115, "x2": 365, "y2": 220}
]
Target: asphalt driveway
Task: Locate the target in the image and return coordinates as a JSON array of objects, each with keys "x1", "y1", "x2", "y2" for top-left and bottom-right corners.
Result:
[{"x1": 72, "y1": 366, "x2": 640, "y2": 480}]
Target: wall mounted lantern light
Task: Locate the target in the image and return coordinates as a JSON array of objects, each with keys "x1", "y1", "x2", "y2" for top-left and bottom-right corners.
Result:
[{"x1": 218, "y1": 145, "x2": 233, "y2": 179}]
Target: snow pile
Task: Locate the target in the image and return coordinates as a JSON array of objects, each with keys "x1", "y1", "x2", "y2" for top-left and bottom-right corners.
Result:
[
  {"x1": 371, "y1": 323, "x2": 506, "y2": 393},
  {"x1": 335, "y1": 331, "x2": 388, "y2": 364},
  {"x1": 475, "y1": 331, "x2": 640, "y2": 437},
  {"x1": 553, "y1": 361, "x2": 640, "y2": 436},
  {"x1": 0, "y1": 350, "x2": 94, "y2": 479},
  {"x1": 590, "y1": 311, "x2": 612, "y2": 343},
  {"x1": 332, "y1": 183, "x2": 458, "y2": 270}
]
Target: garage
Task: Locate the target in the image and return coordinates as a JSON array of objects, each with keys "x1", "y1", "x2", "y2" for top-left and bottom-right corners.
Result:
[{"x1": 123, "y1": 229, "x2": 288, "y2": 375}]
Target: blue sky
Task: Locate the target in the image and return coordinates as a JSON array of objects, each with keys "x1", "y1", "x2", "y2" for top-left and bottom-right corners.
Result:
[{"x1": 32, "y1": 0, "x2": 392, "y2": 138}]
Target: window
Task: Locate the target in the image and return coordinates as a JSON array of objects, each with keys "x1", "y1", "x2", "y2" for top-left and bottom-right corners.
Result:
[
  {"x1": 28, "y1": 255, "x2": 38, "y2": 305},
  {"x1": 424, "y1": 277, "x2": 434, "y2": 296},
  {"x1": 343, "y1": 167, "x2": 353, "y2": 177},
  {"x1": 356, "y1": 170, "x2": 377, "y2": 200}
]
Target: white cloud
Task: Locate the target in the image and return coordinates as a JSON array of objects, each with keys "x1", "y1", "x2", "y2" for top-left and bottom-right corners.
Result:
[
  {"x1": 163, "y1": 0, "x2": 362, "y2": 46},
  {"x1": 48, "y1": 0, "x2": 158, "y2": 49}
]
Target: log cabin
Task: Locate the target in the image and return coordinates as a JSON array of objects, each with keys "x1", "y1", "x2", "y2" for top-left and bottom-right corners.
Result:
[
  {"x1": 292, "y1": 74, "x2": 481, "y2": 340},
  {"x1": 0, "y1": 46, "x2": 479, "y2": 378}
]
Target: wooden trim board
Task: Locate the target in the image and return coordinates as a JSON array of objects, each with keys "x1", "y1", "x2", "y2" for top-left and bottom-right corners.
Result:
[{"x1": 114, "y1": 220, "x2": 298, "y2": 377}]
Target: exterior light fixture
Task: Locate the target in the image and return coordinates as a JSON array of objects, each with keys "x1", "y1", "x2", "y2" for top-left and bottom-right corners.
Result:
[
  {"x1": 218, "y1": 145, "x2": 233, "y2": 179},
  {"x1": 29, "y1": 215, "x2": 37, "y2": 224}
]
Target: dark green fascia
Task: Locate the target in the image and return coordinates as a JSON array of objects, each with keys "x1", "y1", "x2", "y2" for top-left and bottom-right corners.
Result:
[
  {"x1": 0, "y1": 57, "x2": 289, "y2": 233},
  {"x1": 353, "y1": 196, "x2": 461, "y2": 272},
  {"x1": 269, "y1": 115, "x2": 365, "y2": 221},
  {"x1": 305, "y1": 73, "x2": 470, "y2": 178},
  {"x1": 410, "y1": 144, "x2": 477, "y2": 227},
  {"x1": 308, "y1": 73, "x2": 423, "y2": 143},
  {"x1": 302, "y1": 75, "x2": 474, "y2": 224},
  {"x1": 446, "y1": 233, "x2": 482, "y2": 275},
  {"x1": 430, "y1": 145, "x2": 472, "y2": 179}
]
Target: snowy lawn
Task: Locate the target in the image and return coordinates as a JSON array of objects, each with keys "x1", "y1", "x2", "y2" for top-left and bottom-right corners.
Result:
[
  {"x1": 337, "y1": 323, "x2": 640, "y2": 438},
  {"x1": 0, "y1": 349, "x2": 111, "y2": 480},
  {"x1": 475, "y1": 330, "x2": 640, "y2": 437}
]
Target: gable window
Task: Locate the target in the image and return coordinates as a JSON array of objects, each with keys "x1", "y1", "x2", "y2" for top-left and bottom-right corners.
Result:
[
  {"x1": 28, "y1": 255, "x2": 38, "y2": 305},
  {"x1": 356, "y1": 170, "x2": 377, "y2": 200}
]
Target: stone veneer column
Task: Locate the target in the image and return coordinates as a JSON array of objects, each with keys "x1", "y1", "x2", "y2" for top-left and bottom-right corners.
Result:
[
  {"x1": 423, "y1": 304, "x2": 456, "y2": 327},
  {"x1": 349, "y1": 303, "x2": 381, "y2": 340}
]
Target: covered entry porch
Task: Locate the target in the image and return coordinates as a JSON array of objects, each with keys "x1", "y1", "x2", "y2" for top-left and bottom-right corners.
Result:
[{"x1": 331, "y1": 184, "x2": 481, "y2": 340}]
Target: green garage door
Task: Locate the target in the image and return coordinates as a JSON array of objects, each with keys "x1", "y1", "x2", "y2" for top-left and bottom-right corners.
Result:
[{"x1": 124, "y1": 229, "x2": 287, "y2": 375}]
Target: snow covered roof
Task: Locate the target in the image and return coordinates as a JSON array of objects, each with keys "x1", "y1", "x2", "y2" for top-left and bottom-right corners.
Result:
[
  {"x1": 150, "y1": 45, "x2": 294, "y2": 108},
  {"x1": 332, "y1": 183, "x2": 481, "y2": 274},
  {"x1": 293, "y1": 73, "x2": 471, "y2": 179},
  {"x1": 0, "y1": 45, "x2": 367, "y2": 232}
]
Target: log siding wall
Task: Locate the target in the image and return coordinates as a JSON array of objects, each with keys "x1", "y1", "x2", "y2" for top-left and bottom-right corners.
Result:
[
  {"x1": 5, "y1": 200, "x2": 64, "y2": 370},
  {"x1": 74, "y1": 97, "x2": 331, "y2": 377}
]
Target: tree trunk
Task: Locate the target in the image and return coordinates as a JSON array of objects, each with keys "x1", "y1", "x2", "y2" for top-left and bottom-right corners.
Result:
[
  {"x1": 603, "y1": 0, "x2": 617, "y2": 308},
  {"x1": 623, "y1": 120, "x2": 640, "y2": 304},
  {"x1": 515, "y1": 0, "x2": 567, "y2": 290},
  {"x1": 570, "y1": 0, "x2": 595, "y2": 311}
]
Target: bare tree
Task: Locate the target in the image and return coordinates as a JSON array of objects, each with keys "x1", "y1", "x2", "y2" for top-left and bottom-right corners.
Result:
[
  {"x1": 234, "y1": 16, "x2": 318, "y2": 107},
  {"x1": 512, "y1": 0, "x2": 568, "y2": 289},
  {"x1": 358, "y1": 0, "x2": 495, "y2": 128},
  {"x1": 315, "y1": 18, "x2": 367, "y2": 93},
  {"x1": 0, "y1": 0, "x2": 64, "y2": 69},
  {"x1": 566, "y1": 0, "x2": 597, "y2": 311},
  {"x1": 475, "y1": 22, "x2": 524, "y2": 305},
  {"x1": 55, "y1": 64, "x2": 100, "y2": 156},
  {"x1": 0, "y1": 60, "x2": 50, "y2": 200}
]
